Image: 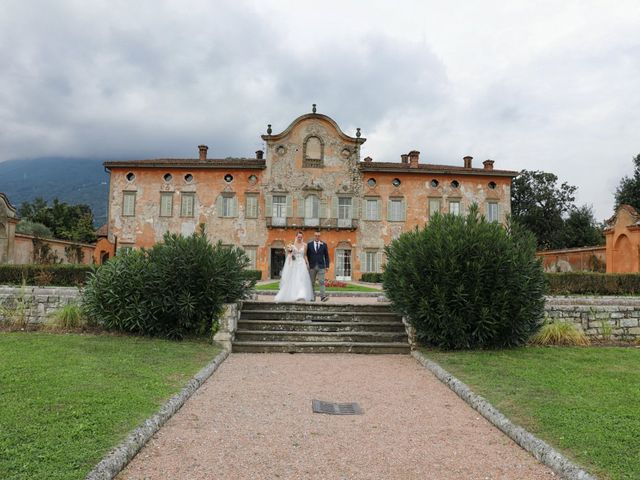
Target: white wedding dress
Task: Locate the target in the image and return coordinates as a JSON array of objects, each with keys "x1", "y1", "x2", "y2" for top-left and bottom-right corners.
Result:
[{"x1": 275, "y1": 245, "x2": 314, "y2": 302}]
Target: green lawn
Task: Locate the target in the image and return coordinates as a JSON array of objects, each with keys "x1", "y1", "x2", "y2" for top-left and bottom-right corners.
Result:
[
  {"x1": 423, "y1": 346, "x2": 640, "y2": 480},
  {"x1": 255, "y1": 281, "x2": 380, "y2": 292},
  {"x1": 0, "y1": 332, "x2": 221, "y2": 480}
]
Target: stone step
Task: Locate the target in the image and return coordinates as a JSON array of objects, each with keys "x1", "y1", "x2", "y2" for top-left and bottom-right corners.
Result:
[
  {"x1": 235, "y1": 330, "x2": 408, "y2": 344},
  {"x1": 239, "y1": 309, "x2": 402, "y2": 323},
  {"x1": 237, "y1": 319, "x2": 406, "y2": 333},
  {"x1": 232, "y1": 341, "x2": 411, "y2": 354},
  {"x1": 241, "y1": 301, "x2": 395, "y2": 314}
]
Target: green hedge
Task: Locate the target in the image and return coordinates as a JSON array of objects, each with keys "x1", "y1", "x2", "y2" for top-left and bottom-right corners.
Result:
[
  {"x1": 0, "y1": 264, "x2": 92, "y2": 286},
  {"x1": 546, "y1": 272, "x2": 640, "y2": 295},
  {"x1": 360, "y1": 272, "x2": 383, "y2": 283},
  {"x1": 244, "y1": 269, "x2": 262, "y2": 281}
]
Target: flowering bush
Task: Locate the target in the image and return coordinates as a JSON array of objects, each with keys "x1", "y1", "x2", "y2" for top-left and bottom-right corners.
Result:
[{"x1": 324, "y1": 280, "x2": 347, "y2": 288}]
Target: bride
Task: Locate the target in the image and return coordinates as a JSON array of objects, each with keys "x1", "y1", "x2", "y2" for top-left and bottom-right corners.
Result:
[{"x1": 275, "y1": 231, "x2": 314, "y2": 302}]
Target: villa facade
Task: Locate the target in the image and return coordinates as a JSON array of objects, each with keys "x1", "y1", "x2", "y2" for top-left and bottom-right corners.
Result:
[{"x1": 103, "y1": 109, "x2": 517, "y2": 280}]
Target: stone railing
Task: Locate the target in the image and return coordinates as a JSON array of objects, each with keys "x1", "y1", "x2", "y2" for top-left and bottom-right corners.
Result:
[
  {"x1": 213, "y1": 302, "x2": 240, "y2": 350},
  {"x1": 0, "y1": 285, "x2": 81, "y2": 325},
  {"x1": 545, "y1": 296, "x2": 640, "y2": 340}
]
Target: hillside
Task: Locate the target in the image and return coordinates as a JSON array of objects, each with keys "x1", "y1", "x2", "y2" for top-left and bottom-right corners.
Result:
[{"x1": 0, "y1": 158, "x2": 109, "y2": 226}]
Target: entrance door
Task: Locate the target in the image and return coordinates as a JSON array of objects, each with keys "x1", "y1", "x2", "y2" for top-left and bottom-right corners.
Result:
[
  {"x1": 335, "y1": 249, "x2": 352, "y2": 281},
  {"x1": 270, "y1": 248, "x2": 286, "y2": 279}
]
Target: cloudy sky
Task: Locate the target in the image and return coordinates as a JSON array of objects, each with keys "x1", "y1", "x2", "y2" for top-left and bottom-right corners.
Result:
[{"x1": 1, "y1": 0, "x2": 639, "y2": 220}]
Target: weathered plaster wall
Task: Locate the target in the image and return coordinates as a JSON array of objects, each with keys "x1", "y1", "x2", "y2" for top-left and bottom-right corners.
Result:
[
  {"x1": 604, "y1": 206, "x2": 640, "y2": 273},
  {"x1": 13, "y1": 234, "x2": 95, "y2": 264},
  {"x1": 537, "y1": 246, "x2": 606, "y2": 272}
]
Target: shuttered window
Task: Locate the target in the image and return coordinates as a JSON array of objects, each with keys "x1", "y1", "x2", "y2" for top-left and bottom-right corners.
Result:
[
  {"x1": 487, "y1": 201, "x2": 499, "y2": 222},
  {"x1": 245, "y1": 194, "x2": 259, "y2": 218},
  {"x1": 365, "y1": 198, "x2": 381, "y2": 221},
  {"x1": 180, "y1": 193, "x2": 195, "y2": 217},
  {"x1": 122, "y1": 192, "x2": 136, "y2": 216}
]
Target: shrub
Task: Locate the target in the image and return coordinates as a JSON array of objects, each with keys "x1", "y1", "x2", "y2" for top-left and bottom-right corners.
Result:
[
  {"x1": 82, "y1": 232, "x2": 255, "y2": 339},
  {"x1": 360, "y1": 272, "x2": 383, "y2": 283},
  {"x1": 529, "y1": 322, "x2": 590, "y2": 346},
  {"x1": 0, "y1": 264, "x2": 92, "y2": 286},
  {"x1": 15, "y1": 220, "x2": 53, "y2": 238},
  {"x1": 383, "y1": 207, "x2": 546, "y2": 350},
  {"x1": 45, "y1": 303, "x2": 89, "y2": 330},
  {"x1": 244, "y1": 269, "x2": 262, "y2": 281},
  {"x1": 546, "y1": 272, "x2": 640, "y2": 295}
]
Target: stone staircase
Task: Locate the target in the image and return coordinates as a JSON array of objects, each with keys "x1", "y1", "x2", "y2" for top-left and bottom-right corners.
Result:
[{"x1": 232, "y1": 301, "x2": 410, "y2": 354}]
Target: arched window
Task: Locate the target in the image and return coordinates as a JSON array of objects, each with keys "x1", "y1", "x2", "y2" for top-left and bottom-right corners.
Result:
[{"x1": 303, "y1": 136, "x2": 324, "y2": 167}]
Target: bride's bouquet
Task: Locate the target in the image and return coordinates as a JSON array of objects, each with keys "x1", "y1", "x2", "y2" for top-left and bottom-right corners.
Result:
[{"x1": 286, "y1": 243, "x2": 296, "y2": 261}]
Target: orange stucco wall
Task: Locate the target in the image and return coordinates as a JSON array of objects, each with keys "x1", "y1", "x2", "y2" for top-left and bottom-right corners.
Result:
[
  {"x1": 537, "y1": 246, "x2": 606, "y2": 272},
  {"x1": 604, "y1": 206, "x2": 640, "y2": 273},
  {"x1": 13, "y1": 234, "x2": 95, "y2": 264}
]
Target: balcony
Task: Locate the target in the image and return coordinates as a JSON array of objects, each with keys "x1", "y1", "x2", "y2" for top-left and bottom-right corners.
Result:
[{"x1": 266, "y1": 217, "x2": 358, "y2": 230}]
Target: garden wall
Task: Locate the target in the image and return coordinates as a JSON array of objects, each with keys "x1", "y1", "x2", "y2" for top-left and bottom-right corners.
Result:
[
  {"x1": 0, "y1": 285, "x2": 80, "y2": 324},
  {"x1": 545, "y1": 296, "x2": 640, "y2": 340}
]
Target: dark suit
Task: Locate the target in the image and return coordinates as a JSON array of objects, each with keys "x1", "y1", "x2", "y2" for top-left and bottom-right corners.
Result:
[{"x1": 307, "y1": 240, "x2": 330, "y2": 299}]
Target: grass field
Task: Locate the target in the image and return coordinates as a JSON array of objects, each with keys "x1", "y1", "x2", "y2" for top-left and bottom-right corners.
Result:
[
  {"x1": 0, "y1": 332, "x2": 221, "y2": 480},
  {"x1": 423, "y1": 346, "x2": 640, "y2": 480},
  {"x1": 255, "y1": 281, "x2": 380, "y2": 292}
]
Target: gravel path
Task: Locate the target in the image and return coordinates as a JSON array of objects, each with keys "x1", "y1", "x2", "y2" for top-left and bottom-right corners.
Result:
[{"x1": 119, "y1": 354, "x2": 555, "y2": 480}]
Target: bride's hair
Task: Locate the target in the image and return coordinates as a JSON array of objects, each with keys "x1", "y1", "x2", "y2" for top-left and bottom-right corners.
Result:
[{"x1": 295, "y1": 230, "x2": 303, "y2": 239}]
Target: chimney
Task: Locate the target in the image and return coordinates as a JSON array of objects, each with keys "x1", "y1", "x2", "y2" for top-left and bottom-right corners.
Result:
[
  {"x1": 255, "y1": 150, "x2": 264, "y2": 159},
  {"x1": 364, "y1": 156, "x2": 373, "y2": 163},
  {"x1": 483, "y1": 159, "x2": 495, "y2": 170},
  {"x1": 400, "y1": 154, "x2": 409, "y2": 164},
  {"x1": 198, "y1": 145, "x2": 208, "y2": 161},
  {"x1": 463, "y1": 156, "x2": 473, "y2": 168},
  {"x1": 408, "y1": 150, "x2": 420, "y2": 169}
]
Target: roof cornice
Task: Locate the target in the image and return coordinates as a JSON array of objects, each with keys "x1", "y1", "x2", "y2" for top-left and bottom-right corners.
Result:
[{"x1": 261, "y1": 113, "x2": 366, "y2": 145}]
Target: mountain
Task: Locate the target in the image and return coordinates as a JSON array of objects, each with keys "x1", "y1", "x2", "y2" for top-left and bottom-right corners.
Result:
[{"x1": 0, "y1": 157, "x2": 109, "y2": 226}]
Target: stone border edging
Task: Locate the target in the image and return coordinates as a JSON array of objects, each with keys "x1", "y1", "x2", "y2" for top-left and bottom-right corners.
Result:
[
  {"x1": 411, "y1": 350, "x2": 597, "y2": 480},
  {"x1": 85, "y1": 349, "x2": 230, "y2": 480}
]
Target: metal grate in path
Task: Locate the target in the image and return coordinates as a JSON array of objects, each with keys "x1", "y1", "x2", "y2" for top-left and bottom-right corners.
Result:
[{"x1": 312, "y1": 399, "x2": 363, "y2": 415}]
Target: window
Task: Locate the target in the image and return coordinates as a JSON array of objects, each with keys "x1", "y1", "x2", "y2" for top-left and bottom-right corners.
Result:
[
  {"x1": 365, "y1": 198, "x2": 380, "y2": 221},
  {"x1": 180, "y1": 193, "x2": 195, "y2": 217},
  {"x1": 184, "y1": 173, "x2": 193, "y2": 183},
  {"x1": 303, "y1": 136, "x2": 324, "y2": 167},
  {"x1": 335, "y1": 249, "x2": 352, "y2": 280},
  {"x1": 487, "y1": 202, "x2": 499, "y2": 222},
  {"x1": 224, "y1": 174, "x2": 233, "y2": 183},
  {"x1": 449, "y1": 200, "x2": 461, "y2": 216},
  {"x1": 430, "y1": 179, "x2": 439, "y2": 188},
  {"x1": 488, "y1": 181, "x2": 497, "y2": 189},
  {"x1": 125, "y1": 172, "x2": 135, "y2": 182},
  {"x1": 338, "y1": 197, "x2": 352, "y2": 227},
  {"x1": 429, "y1": 198, "x2": 441, "y2": 218},
  {"x1": 122, "y1": 192, "x2": 136, "y2": 216},
  {"x1": 305, "y1": 195, "x2": 319, "y2": 226},
  {"x1": 222, "y1": 195, "x2": 237, "y2": 217},
  {"x1": 163, "y1": 173, "x2": 173, "y2": 182},
  {"x1": 243, "y1": 246, "x2": 257, "y2": 269},
  {"x1": 160, "y1": 192, "x2": 173, "y2": 217},
  {"x1": 451, "y1": 180, "x2": 460, "y2": 189},
  {"x1": 272, "y1": 195, "x2": 287, "y2": 226},
  {"x1": 367, "y1": 178, "x2": 377, "y2": 187},
  {"x1": 388, "y1": 198, "x2": 405, "y2": 222},
  {"x1": 392, "y1": 178, "x2": 401, "y2": 187},
  {"x1": 363, "y1": 250, "x2": 383, "y2": 273},
  {"x1": 245, "y1": 194, "x2": 259, "y2": 218},
  {"x1": 117, "y1": 245, "x2": 134, "y2": 255}
]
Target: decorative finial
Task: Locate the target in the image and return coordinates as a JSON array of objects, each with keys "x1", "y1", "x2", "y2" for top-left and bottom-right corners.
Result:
[
  {"x1": 356, "y1": 127, "x2": 361, "y2": 138},
  {"x1": 312, "y1": 103, "x2": 317, "y2": 113},
  {"x1": 267, "y1": 124, "x2": 272, "y2": 135}
]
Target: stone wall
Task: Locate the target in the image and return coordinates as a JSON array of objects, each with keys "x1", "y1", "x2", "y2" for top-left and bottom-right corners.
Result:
[
  {"x1": 0, "y1": 286, "x2": 81, "y2": 325},
  {"x1": 545, "y1": 296, "x2": 640, "y2": 340}
]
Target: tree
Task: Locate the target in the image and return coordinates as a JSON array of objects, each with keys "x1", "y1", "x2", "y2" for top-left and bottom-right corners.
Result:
[
  {"x1": 511, "y1": 170, "x2": 577, "y2": 250},
  {"x1": 562, "y1": 205, "x2": 604, "y2": 248},
  {"x1": 18, "y1": 198, "x2": 97, "y2": 243},
  {"x1": 614, "y1": 153, "x2": 640, "y2": 212}
]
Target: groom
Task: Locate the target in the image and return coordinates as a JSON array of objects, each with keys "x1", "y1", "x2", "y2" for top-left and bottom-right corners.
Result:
[{"x1": 307, "y1": 230, "x2": 330, "y2": 302}]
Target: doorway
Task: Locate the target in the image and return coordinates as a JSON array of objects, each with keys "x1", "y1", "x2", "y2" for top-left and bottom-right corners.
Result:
[
  {"x1": 335, "y1": 249, "x2": 352, "y2": 281},
  {"x1": 270, "y1": 248, "x2": 286, "y2": 279}
]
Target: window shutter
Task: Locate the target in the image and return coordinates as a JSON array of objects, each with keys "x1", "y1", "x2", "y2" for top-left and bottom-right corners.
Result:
[
  {"x1": 265, "y1": 194, "x2": 272, "y2": 217},
  {"x1": 376, "y1": 251, "x2": 384, "y2": 273},
  {"x1": 387, "y1": 199, "x2": 392, "y2": 221},
  {"x1": 231, "y1": 196, "x2": 238, "y2": 217},
  {"x1": 352, "y1": 198, "x2": 360, "y2": 219},
  {"x1": 400, "y1": 198, "x2": 406, "y2": 221},
  {"x1": 359, "y1": 251, "x2": 366, "y2": 272},
  {"x1": 331, "y1": 196, "x2": 338, "y2": 218},
  {"x1": 216, "y1": 196, "x2": 223, "y2": 217},
  {"x1": 297, "y1": 194, "x2": 305, "y2": 218},
  {"x1": 319, "y1": 197, "x2": 327, "y2": 218},
  {"x1": 286, "y1": 195, "x2": 293, "y2": 217}
]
